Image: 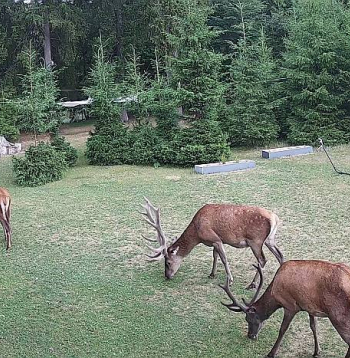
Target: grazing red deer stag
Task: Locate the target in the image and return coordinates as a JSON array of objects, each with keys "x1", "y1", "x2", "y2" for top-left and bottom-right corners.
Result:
[
  {"x1": 141, "y1": 198, "x2": 284, "y2": 288},
  {"x1": 220, "y1": 260, "x2": 350, "y2": 358},
  {"x1": 0, "y1": 187, "x2": 11, "y2": 250}
]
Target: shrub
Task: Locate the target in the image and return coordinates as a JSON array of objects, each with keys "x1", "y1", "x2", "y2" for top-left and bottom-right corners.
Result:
[
  {"x1": 85, "y1": 123, "x2": 132, "y2": 165},
  {"x1": 129, "y1": 125, "x2": 161, "y2": 165},
  {"x1": 13, "y1": 142, "x2": 67, "y2": 187},
  {"x1": 85, "y1": 118, "x2": 230, "y2": 168},
  {"x1": 50, "y1": 136, "x2": 78, "y2": 167},
  {"x1": 0, "y1": 101, "x2": 20, "y2": 142},
  {"x1": 172, "y1": 120, "x2": 231, "y2": 166}
]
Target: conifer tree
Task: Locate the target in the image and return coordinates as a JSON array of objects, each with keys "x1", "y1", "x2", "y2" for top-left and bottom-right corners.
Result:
[
  {"x1": 283, "y1": 0, "x2": 350, "y2": 144},
  {"x1": 84, "y1": 36, "x2": 121, "y2": 131},
  {"x1": 17, "y1": 42, "x2": 60, "y2": 145},
  {"x1": 224, "y1": 29, "x2": 279, "y2": 146},
  {"x1": 168, "y1": 0, "x2": 225, "y2": 120}
]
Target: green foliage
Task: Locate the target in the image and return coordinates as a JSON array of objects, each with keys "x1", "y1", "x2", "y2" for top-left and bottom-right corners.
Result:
[
  {"x1": 16, "y1": 44, "x2": 61, "y2": 139},
  {"x1": 86, "y1": 119, "x2": 229, "y2": 167},
  {"x1": 6, "y1": 0, "x2": 350, "y2": 149},
  {"x1": 0, "y1": 101, "x2": 19, "y2": 142},
  {"x1": 84, "y1": 36, "x2": 121, "y2": 130},
  {"x1": 145, "y1": 79, "x2": 180, "y2": 139},
  {"x1": 223, "y1": 33, "x2": 279, "y2": 146},
  {"x1": 50, "y1": 136, "x2": 78, "y2": 167},
  {"x1": 12, "y1": 142, "x2": 67, "y2": 187},
  {"x1": 283, "y1": 0, "x2": 350, "y2": 145},
  {"x1": 209, "y1": 0, "x2": 267, "y2": 53},
  {"x1": 86, "y1": 123, "x2": 132, "y2": 165},
  {"x1": 171, "y1": 119, "x2": 230, "y2": 165},
  {"x1": 168, "y1": 2, "x2": 226, "y2": 120},
  {"x1": 129, "y1": 125, "x2": 162, "y2": 165}
]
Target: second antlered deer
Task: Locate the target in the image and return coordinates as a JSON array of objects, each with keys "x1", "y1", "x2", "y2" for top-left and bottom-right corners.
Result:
[
  {"x1": 141, "y1": 198, "x2": 284, "y2": 288},
  {"x1": 220, "y1": 260, "x2": 350, "y2": 358},
  {"x1": 0, "y1": 187, "x2": 12, "y2": 250}
]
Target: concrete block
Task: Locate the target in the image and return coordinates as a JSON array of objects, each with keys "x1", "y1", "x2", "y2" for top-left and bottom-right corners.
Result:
[
  {"x1": 194, "y1": 160, "x2": 256, "y2": 175},
  {"x1": 262, "y1": 145, "x2": 313, "y2": 159}
]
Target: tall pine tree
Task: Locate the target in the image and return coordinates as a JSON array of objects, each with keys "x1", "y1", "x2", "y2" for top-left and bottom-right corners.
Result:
[
  {"x1": 224, "y1": 29, "x2": 279, "y2": 146},
  {"x1": 283, "y1": 0, "x2": 350, "y2": 144}
]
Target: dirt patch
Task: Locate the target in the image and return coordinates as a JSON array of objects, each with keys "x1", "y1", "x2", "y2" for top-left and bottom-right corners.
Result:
[
  {"x1": 59, "y1": 124, "x2": 94, "y2": 136},
  {"x1": 19, "y1": 123, "x2": 94, "y2": 149}
]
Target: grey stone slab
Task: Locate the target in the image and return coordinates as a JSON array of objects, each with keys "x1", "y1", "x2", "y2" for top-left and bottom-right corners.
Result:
[
  {"x1": 194, "y1": 160, "x2": 256, "y2": 175},
  {"x1": 0, "y1": 136, "x2": 22, "y2": 158},
  {"x1": 262, "y1": 145, "x2": 313, "y2": 159}
]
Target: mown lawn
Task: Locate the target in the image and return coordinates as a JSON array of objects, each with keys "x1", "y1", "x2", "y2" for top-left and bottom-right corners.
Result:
[{"x1": 0, "y1": 142, "x2": 350, "y2": 357}]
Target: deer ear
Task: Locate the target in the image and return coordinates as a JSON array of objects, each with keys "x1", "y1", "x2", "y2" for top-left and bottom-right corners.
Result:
[{"x1": 170, "y1": 246, "x2": 179, "y2": 255}]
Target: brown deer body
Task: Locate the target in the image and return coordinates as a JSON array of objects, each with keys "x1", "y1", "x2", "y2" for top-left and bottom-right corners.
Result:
[
  {"x1": 221, "y1": 260, "x2": 350, "y2": 357},
  {"x1": 142, "y1": 199, "x2": 284, "y2": 288},
  {"x1": 0, "y1": 187, "x2": 11, "y2": 250}
]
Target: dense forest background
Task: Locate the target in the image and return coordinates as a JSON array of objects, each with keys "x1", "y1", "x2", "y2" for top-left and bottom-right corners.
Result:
[{"x1": 1, "y1": 0, "x2": 350, "y2": 151}]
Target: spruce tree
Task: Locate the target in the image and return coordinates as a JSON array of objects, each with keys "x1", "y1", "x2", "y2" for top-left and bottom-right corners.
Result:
[
  {"x1": 17, "y1": 42, "x2": 60, "y2": 145},
  {"x1": 84, "y1": 36, "x2": 121, "y2": 131},
  {"x1": 283, "y1": 0, "x2": 350, "y2": 144},
  {"x1": 224, "y1": 29, "x2": 279, "y2": 146},
  {"x1": 168, "y1": 0, "x2": 225, "y2": 120}
]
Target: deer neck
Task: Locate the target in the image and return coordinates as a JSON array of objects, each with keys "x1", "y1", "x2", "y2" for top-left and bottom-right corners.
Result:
[
  {"x1": 170, "y1": 229, "x2": 198, "y2": 258},
  {"x1": 254, "y1": 285, "x2": 280, "y2": 321}
]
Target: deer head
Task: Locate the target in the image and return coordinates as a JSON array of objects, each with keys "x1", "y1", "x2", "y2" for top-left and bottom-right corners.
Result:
[
  {"x1": 141, "y1": 197, "x2": 183, "y2": 279},
  {"x1": 220, "y1": 264, "x2": 264, "y2": 340}
]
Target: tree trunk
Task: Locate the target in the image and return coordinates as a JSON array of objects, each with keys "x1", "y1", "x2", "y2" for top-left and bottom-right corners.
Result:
[
  {"x1": 43, "y1": 8, "x2": 53, "y2": 68},
  {"x1": 121, "y1": 109, "x2": 129, "y2": 123},
  {"x1": 115, "y1": 1, "x2": 124, "y2": 58}
]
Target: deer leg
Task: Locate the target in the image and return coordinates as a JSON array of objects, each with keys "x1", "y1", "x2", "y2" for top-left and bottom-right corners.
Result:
[
  {"x1": 346, "y1": 347, "x2": 350, "y2": 358},
  {"x1": 329, "y1": 316, "x2": 350, "y2": 358},
  {"x1": 209, "y1": 248, "x2": 219, "y2": 278},
  {"x1": 0, "y1": 217, "x2": 11, "y2": 250},
  {"x1": 212, "y1": 241, "x2": 233, "y2": 284},
  {"x1": 0, "y1": 216, "x2": 11, "y2": 250},
  {"x1": 6, "y1": 227, "x2": 11, "y2": 250},
  {"x1": 267, "y1": 310, "x2": 296, "y2": 358},
  {"x1": 6, "y1": 204, "x2": 11, "y2": 250},
  {"x1": 265, "y1": 242, "x2": 284, "y2": 265},
  {"x1": 0, "y1": 217, "x2": 8, "y2": 241},
  {"x1": 309, "y1": 315, "x2": 320, "y2": 357},
  {"x1": 246, "y1": 242, "x2": 267, "y2": 290}
]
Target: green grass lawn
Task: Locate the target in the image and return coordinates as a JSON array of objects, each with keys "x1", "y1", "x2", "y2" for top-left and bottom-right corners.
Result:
[{"x1": 0, "y1": 143, "x2": 350, "y2": 357}]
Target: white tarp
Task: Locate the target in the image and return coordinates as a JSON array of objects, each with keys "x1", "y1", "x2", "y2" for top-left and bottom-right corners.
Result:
[
  {"x1": 59, "y1": 95, "x2": 137, "y2": 108},
  {"x1": 59, "y1": 97, "x2": 93, "y2": 108}
]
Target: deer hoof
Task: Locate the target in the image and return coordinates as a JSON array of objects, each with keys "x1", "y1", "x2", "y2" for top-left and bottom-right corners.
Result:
[
  {"x1": 208, "y1": 273, "x2": 216, "y2": 279},
  {"x1": 246, "y1": 283, "x2": 257, "y2": 290}
]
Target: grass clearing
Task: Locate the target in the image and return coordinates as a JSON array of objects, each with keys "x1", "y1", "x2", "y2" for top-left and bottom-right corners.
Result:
[{"x1": 0, "y1": 141, "x2": 350, "y2": 357}]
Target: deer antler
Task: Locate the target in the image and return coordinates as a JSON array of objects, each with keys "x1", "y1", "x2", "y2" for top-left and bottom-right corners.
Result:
[
  {"x1": 242, "y1": 264, "x2": 264, "y2": 306},
  {"x1": 220, "y1": 264, "x2": 264, "y2": 312},
  {"x1": 219, "y1": 277, "x2": 249, "y2": 312},
  {"x1": 141, "y1": 197, "x2": 168, "y2": 261}
]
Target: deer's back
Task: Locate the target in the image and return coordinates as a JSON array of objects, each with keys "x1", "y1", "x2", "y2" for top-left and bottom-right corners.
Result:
[
  {"x1": 190, "y1": 204, "x2": 272, "y2": 246},
  {"x1": 0, "y1": 188, "x2": 10, "y2": 199},
  {"x1": 271, "y1": 260, "x2": 350, "y2": 317}
]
